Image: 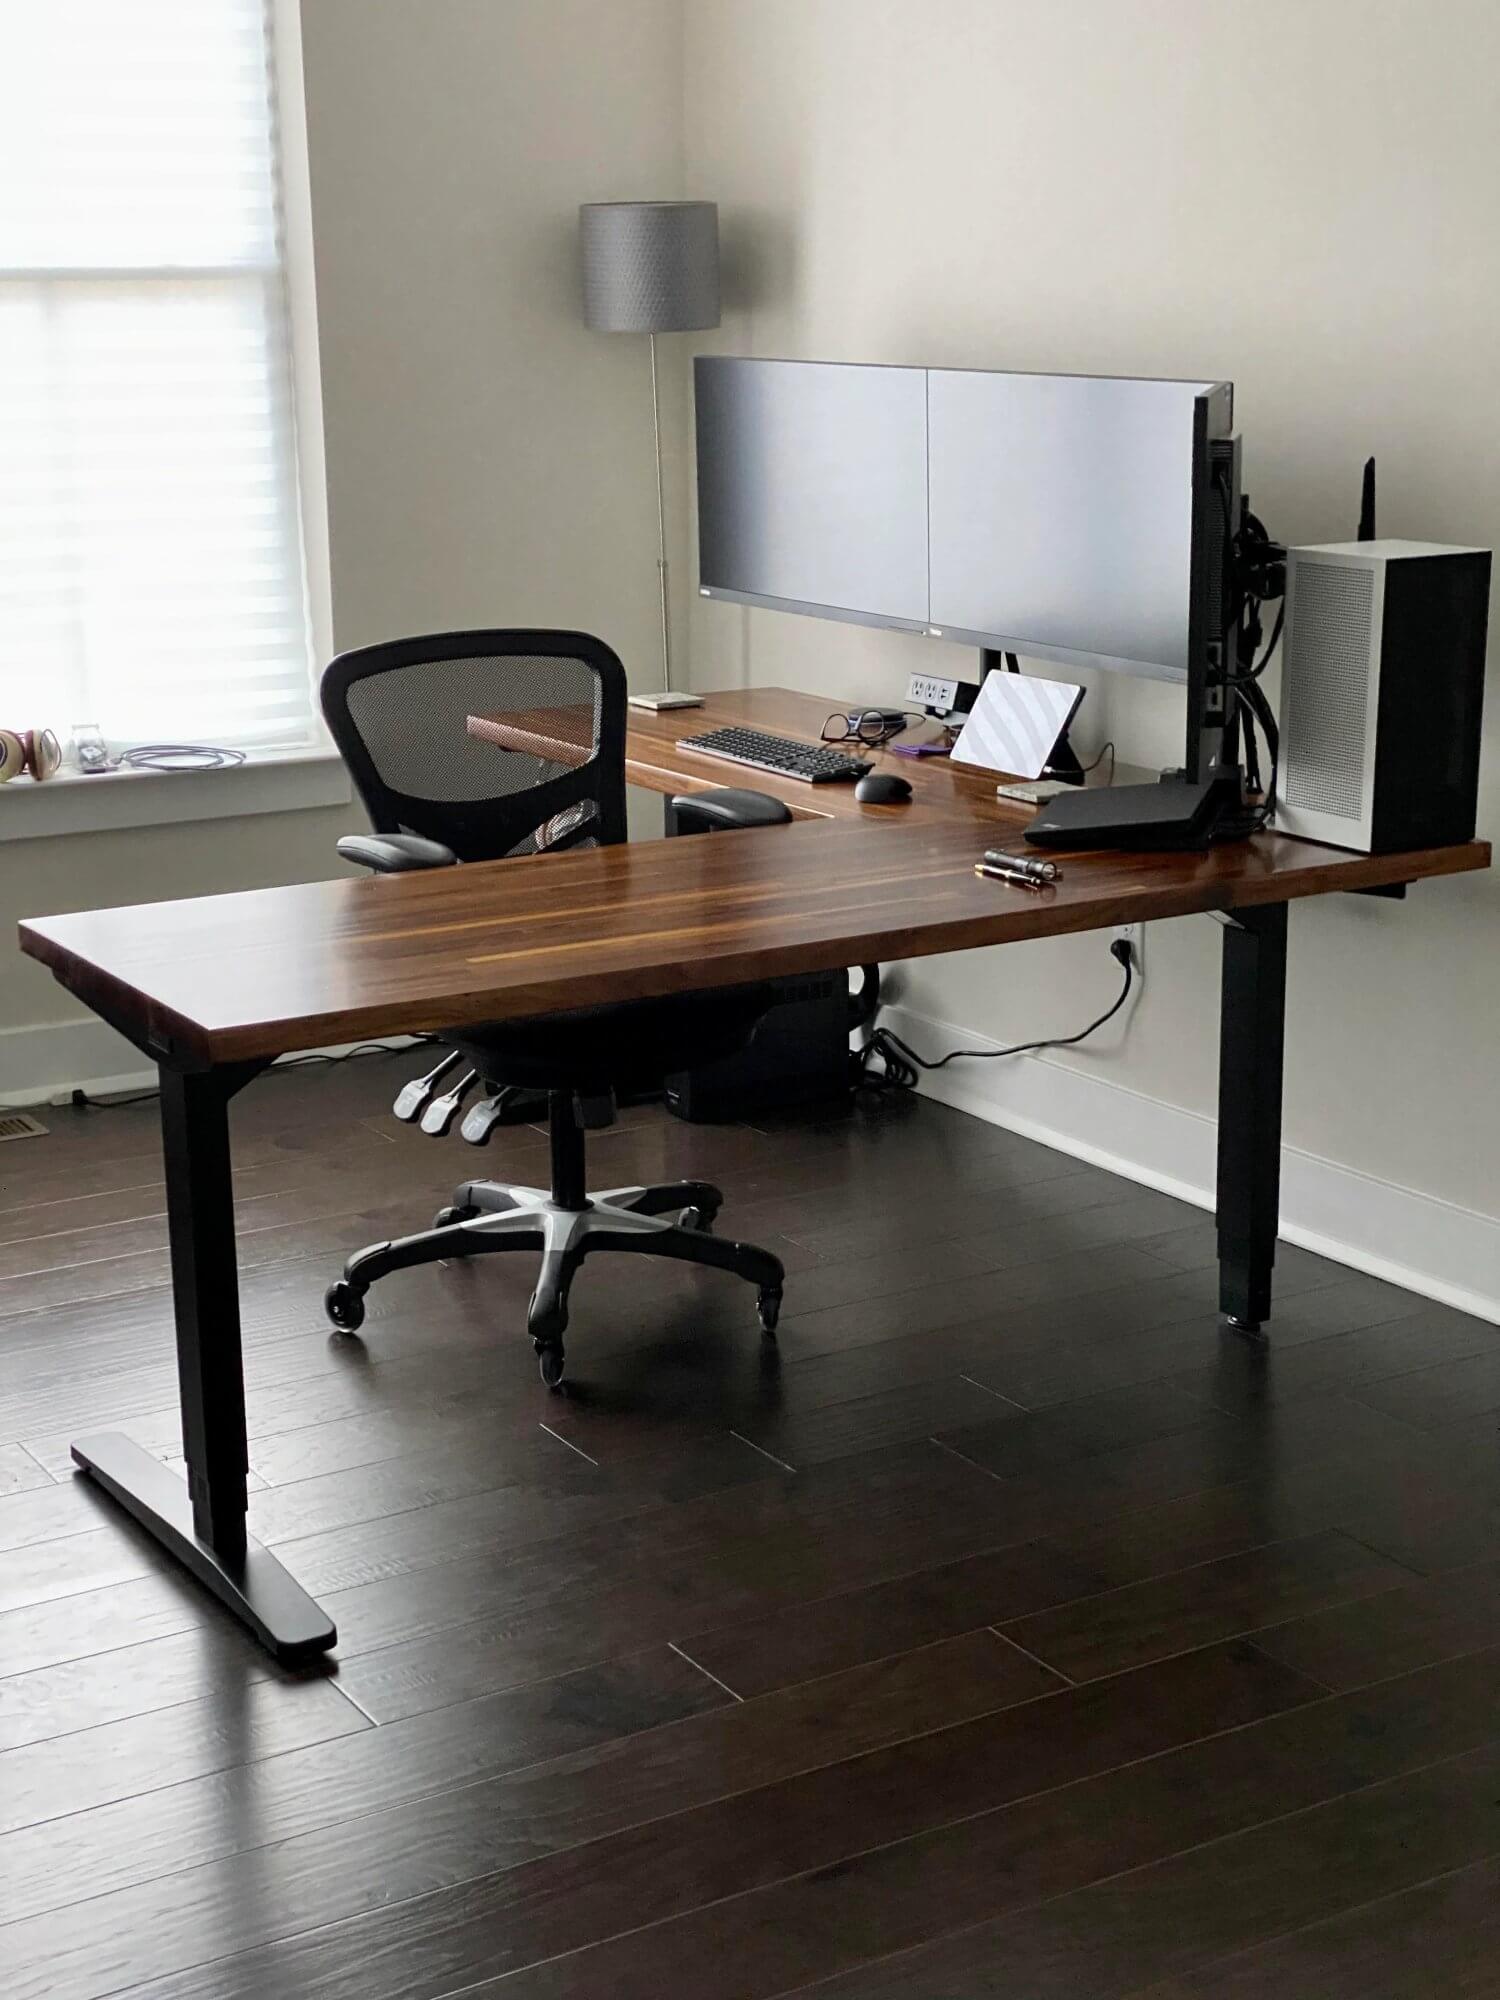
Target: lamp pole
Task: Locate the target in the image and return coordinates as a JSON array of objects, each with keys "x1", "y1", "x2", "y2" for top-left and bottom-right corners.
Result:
[{"x1": 649, "y1": 330, "x2": 672, "y2": 698}]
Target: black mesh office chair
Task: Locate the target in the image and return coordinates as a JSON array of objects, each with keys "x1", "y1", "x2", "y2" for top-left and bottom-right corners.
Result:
[{"x1": 319, "y1": 628, "x2": 790, "y2": 1387}]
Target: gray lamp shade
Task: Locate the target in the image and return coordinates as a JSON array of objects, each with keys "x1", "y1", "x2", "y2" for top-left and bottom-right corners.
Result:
[{"x1": 580, "y1": 201, "x2": 720, "y2": 333}]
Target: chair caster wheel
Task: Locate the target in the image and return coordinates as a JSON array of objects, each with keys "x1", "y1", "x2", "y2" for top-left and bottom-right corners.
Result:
[
  {"x1": 324, "y1": 1281, "x2": 366, "y2": 1333},
  {"x1": 679, "y1": 1202, "x2": 719, "y2": 1232},
  {"x1": 757, "y1": 1287, "x2": 782, "y2": 1336},
  {"x1": 434, "y1": 1204, "x2": 477, "y2": 1230},
  {"x1": 537, "y1": 1345, "x2": 566, "y2": 1390}
]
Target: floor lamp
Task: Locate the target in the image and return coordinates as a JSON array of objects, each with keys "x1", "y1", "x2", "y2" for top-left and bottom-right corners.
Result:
[{"x1": 580, "y1": 200, "x2": 720, "y2": 711}]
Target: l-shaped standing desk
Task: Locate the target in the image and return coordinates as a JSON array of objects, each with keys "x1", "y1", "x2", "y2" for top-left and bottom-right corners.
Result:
[{"x1": 18, "y1": 684, "x2": 1489, "y2": 1660}]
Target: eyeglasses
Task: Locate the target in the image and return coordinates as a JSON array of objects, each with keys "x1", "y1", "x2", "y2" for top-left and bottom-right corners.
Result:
[{"x1": 821, "y1": 709, "x2": 910, "y2": 749}]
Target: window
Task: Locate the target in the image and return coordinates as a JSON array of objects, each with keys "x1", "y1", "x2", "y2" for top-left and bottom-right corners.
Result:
[{"x1": 0, "y1": 0, "x2": 319, "y2": 752}]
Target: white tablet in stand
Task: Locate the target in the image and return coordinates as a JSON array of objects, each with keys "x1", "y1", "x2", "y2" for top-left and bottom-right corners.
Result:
[{"x1": 948, "y1": 669, "x2": 1085, "y2": 782}]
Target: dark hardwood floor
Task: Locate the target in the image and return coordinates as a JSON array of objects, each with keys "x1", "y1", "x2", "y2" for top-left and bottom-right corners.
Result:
[{"x1": 2, "y1": 1051, "x2": 1499, "y2": 1999}]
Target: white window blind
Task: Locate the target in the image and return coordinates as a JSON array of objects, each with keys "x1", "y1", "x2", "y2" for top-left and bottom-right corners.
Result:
[{"x1": 0, "y1": 0, "x2": 318, "y2": 751}]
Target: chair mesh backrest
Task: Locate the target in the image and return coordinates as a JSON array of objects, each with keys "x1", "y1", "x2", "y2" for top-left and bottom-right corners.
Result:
[{"x1": 321, "y1": 630, "x2": 628, "y2": 861}]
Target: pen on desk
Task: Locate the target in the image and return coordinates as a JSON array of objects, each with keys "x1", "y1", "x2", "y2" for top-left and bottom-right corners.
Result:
[
  {"x1": 977, "y1": 851, "x2": 1062, "y2": 888},
  {"x1": 975, "y1": 860, "x2": 1048, "y2": 891}
]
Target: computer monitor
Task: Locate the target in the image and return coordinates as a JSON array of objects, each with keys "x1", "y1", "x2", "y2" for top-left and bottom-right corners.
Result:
[
  {"x1": 694, "y1": 358, "x2": 929, "y2": 633},
  {"x1": 695, "y1": 357, "x2": 1237, "y2": 775},
  {"x1": 926, "y1": 369, "x2": 1229, "y2": 683}
]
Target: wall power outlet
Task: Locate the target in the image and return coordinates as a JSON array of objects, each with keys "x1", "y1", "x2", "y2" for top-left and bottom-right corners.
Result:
[
  {"x1": 907, "y1": 672, "x2": 962, "y2": 712},
  {"x1": 1113, "y1": 923, "x2": 1145, "y2": 975}
]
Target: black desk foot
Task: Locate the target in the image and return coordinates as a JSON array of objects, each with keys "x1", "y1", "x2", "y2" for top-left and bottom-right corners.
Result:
[{"x1": 72, "y1": 1434, "x2": 336, "y2": 1665}]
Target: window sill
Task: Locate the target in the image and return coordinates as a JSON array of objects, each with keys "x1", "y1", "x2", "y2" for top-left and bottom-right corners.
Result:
[{"x1": 0, "y1": 747, "x2": 352, "y2": 842}]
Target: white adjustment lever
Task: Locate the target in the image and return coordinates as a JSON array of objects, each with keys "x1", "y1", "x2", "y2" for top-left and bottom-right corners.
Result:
[
  {"x1": 420, "y1": 1069, "x2": 478, "y2": 1137},
  {"x1": 460, "y1": 1092, "x2": 512, "y2": 1146},
  {"x1": 393, "y1": 1050, "x2": 459, "y2": 1123}
]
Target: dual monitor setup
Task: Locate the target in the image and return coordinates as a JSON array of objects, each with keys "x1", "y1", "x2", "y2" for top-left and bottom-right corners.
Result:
[{"x1": 686, "y1": 356, "x2": 1491, "y2": 854}]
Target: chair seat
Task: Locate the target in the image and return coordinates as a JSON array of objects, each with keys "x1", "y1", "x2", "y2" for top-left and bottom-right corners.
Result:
[{"x1": 455, "y1": 983, "x2": 773, "y2": 1094}]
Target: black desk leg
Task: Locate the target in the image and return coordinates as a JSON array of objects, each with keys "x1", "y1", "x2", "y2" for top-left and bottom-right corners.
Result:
[
  {"x1": 1216, "y1": 903, "x2": 1288, "y2": 1332},
  {"x1": 71, "y1": 1062, "x2": 337, "y2": 1665}
]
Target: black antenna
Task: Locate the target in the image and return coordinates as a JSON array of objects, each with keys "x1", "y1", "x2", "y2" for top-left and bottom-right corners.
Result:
[{"x1": 1357, "y1": 456, "x2": 1376, "y2": 541}]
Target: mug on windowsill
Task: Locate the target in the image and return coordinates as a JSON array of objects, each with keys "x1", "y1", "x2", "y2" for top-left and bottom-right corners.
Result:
[{"x1": 0, "y1": 728, "x2": 63, "y2": 782}]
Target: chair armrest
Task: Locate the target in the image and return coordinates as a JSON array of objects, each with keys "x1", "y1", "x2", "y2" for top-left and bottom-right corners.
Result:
[
  {"x1": 667, "y1": 788, "x2": 794, "y2": 836},
  {"x1": 337, "y1": 832, "x2": 458, "y2": 873}
]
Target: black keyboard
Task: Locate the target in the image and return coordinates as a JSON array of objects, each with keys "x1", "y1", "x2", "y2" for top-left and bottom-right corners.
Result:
[{"x1": 675, "y1": 725, "x2": 871, "y2": 784}]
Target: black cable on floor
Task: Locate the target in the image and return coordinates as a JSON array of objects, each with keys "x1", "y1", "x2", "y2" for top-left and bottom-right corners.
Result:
[{"x1": 856, "y1": 939, "x2": 1135, "y2": 1092}]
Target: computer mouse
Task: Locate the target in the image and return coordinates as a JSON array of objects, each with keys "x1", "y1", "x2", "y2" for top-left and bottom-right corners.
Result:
[{"x1": 854, "y1": 771, "x2": 913, "y2": 805}]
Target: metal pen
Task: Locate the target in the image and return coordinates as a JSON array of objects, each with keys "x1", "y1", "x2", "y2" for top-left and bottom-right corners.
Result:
[
  {"x1": 975, "y1": 860, "x2": 1048, "y2": 891},
  {"x1": 977, "y1": 850, "x2": 1062, "y2": 888}
]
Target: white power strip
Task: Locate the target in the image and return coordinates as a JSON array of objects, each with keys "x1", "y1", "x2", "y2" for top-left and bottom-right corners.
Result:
[{"x1": 907, "y1": 671, "x2": 962, "y2": 713}]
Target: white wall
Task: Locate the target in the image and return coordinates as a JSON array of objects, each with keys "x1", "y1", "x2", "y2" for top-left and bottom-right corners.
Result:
[
  {"x1": 681, "y1": 0, "x2": 1500, "y2": 1310},
  {"x1": 4, "y1": 0, "x2": 687, "y2": 1098}
]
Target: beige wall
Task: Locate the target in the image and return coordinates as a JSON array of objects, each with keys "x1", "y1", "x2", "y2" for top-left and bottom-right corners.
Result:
[
  {"x1": 682, "y1": 0, "x2": 1500, "y2": 1222},
  {"x1": 1, "y1": 807, "x2": 351, "y2": 1077},
  {"x1": 5, "y1": 0, "x2": 686, "y2": 1088},
  {"x1": 299, "y1": 0, "x2": 689, "y2": 661}
]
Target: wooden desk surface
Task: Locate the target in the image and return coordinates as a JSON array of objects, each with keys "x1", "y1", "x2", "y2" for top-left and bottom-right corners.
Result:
[
  {"x1": 21, "y1": 688, "x2": 1489, "y2": 1068},
  {"x1": 469, "y1": 684, "x2": 1042, "y2": 826}
]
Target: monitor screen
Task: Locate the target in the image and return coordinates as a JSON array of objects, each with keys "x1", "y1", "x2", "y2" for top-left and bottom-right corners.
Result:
[
  {"x1": 927, "y1": 370, "x2": 1218, "y2": 682},
  {"x1": 695, "y1": 358, "x2": 929, "y2": 630},
  {"x1": 694, "y1": 358, "x2": 1231, "y2": 685}
]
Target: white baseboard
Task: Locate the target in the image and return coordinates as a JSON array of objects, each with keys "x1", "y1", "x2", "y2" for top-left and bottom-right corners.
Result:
[
  {"x1": 0, "y1": 1017, "x2": 152, "y2": 1105},
  {"x1": 878, "y1": 1000, "x2": 1500, "y2": 1328},
  {"x1": 0, "y1": 1015, "x2": 423, "y2": 1109}
]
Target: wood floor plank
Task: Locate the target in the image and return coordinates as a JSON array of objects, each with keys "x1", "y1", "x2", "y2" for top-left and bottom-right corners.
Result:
[
  {"x1": 676, "y1": 1438, "x2": 1500, "y2": 1703},
  {"x1": 732, "y1": 1373, "x2": 1015, "y2": 1469},
  {"x1": 1249, "y1": 1555, "x2": 1500, "y2": 1691},
  {"x1": 247, "y1": 1433, "x2": 604, "y2": 1544},
  {"x1": 1356, "y1": 1347, "x2": 1500, "y2": 1432},
  {"x1": 276, "y1": 1472, "x2": 700, "y2": 1598},
  {"x1": 673, "y1": 1537, "x2": 1102, "y2": 1699},
  {"x1": 0, "y1": 1111, "x2": 401, "y2": 1221},
  {"x1": 937, "y1": 1393, "x2": 1438, "y2": 1542},
  {"x1": 790, "y1": 1729, "x2": 1500, "y2": 1999},
  {"x1": 1169, "y1": 1303, "x2": 1498, "y2": 1415},
  {"x1": 422, "y1": 1649, "x2": 1500, "y2": 2000},
  {"x1": 316, "y1": 1441, "x2": 1036, "y2": 1670},
  {"x1": 735, "y1": 1184, "x2": 1200, "y2": 1326},
  {"x1": 0, "y1": 1645, "x2": 728, "y2": 1931},
  {"x1": 777, "y1": 1242, "x2": 1185, "y2": 1357},
  {"x1": 1157, "y1": 1847, "x2": 1500, "y2": 2000},
  {"x1": 1044, "y1": 1436, "x2": 1500, "y2": 1581},
  {"x1": 0, "y1": 1511, "x2": 167, "y2": 1612},
  {"x1": 0, "y1": 1623, "x2": 278, "y2": 1752},
  {"x1": 0, "y1": 1673, "x2": 364, "y2": 1840},
  {"x1": 252, "y1": 1426, "x2": 776, "y2": 1551},
  {"x1": 963, "y1": 1271, "x2": 1425, "y2": 1410},
  {"x1": 0, "y1": 1569, "x2": 211, "y2": 1680},
  {"x1": 0, "y1": 1472, "x2": 150, "y2": 1560},
  {"x1": 13, "y1": 1312, "x2": 548, "y2": 1476},
  {"x1": 0, "y1": 1155, "x2": 456, "y2": 1286},
  {"x1": 931, "y1": 1379, "x2": 1227, "y2": 1481},
  {"x1": 998, "y1": 1529, "x2": 1413, "y2": 1682},
  {"x1": 779, "y1": 1160, "x2": 1161, "y2": 1264},
  {"x1": 331, "y1": 1607, "x2": 738, "y2": 1725},
  {"x1": 0, "y1": 1628, "x2": 1063, "y2": 1996}
]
